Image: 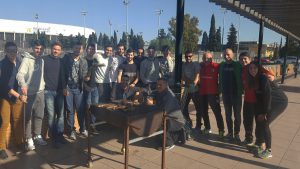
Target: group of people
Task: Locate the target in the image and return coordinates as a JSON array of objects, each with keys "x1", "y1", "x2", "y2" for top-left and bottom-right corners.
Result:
[
  {"x1": 0, "y1": 39, "x2": 282, "y2": 160},
  {"x1": 181, "y1": 48, "x2": 278, "y2": 159}
]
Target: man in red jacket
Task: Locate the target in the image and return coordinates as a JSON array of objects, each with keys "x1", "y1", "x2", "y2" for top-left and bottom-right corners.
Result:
[{"x1": 199, "y1": 52, "x2": 225, "y2": 137}]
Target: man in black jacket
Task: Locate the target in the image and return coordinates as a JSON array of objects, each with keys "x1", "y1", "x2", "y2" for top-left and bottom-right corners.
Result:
[{"x1": 61, "y1": 42, "x2": 88, "y2": 140}]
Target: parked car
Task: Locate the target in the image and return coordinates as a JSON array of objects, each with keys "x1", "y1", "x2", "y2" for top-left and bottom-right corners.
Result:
[{"x1": 275, "y1": 56, "x2": 299, "y2": 64}]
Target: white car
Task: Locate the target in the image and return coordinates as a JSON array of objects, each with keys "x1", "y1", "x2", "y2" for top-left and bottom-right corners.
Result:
[{"x1": 275, "y1": 56, "x2": 299, "y2": 64}]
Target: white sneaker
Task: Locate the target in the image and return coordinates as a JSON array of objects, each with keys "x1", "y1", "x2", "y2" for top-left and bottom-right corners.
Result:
[
  {"x1": 81, "y1": 130, "x2": 88, "y2": 137},
  {"x1": 26, "y1": 138, "x2": 35, "y2": 151},
  {"x1": 34, "y1": 135, "x2": 47, "y2": 146}
]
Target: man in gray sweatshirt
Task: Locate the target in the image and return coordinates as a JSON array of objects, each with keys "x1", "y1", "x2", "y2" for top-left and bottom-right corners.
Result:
[{"x1": 16, "y1": 40, "x2": 47, "y2": 151}]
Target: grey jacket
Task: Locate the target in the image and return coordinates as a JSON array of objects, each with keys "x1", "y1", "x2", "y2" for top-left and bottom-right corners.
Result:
[{"x1": 16, "y1": 52, "x2": 45, "y2": 95}]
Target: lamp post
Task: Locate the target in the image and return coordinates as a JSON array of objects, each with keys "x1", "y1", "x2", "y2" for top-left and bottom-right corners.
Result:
[
  {"x1": 123, "y1": 0, "x2": 129, "y2": 49},
  {"x1": 220, "y1": 8, "x2": 227, "y2": 50},
  {"x1": 81, "y1": 11, "x2": 87, "y2": 39},
  {"x1": 35, "y1": 13, "x2": 39, "y2": 39},
  {"x1": 155, "y1": 9, "x2": 163, "y2": 37}
]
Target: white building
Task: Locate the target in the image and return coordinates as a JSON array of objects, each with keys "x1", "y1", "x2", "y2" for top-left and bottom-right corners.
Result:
[{"x1": 0, "y1": 19, "x2": 95, "y2": 39}]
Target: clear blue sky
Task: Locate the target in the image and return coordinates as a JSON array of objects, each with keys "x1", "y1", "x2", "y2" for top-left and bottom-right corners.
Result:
[{"x1": 0, "y1": 0, "x2": 284, "y2": 45}]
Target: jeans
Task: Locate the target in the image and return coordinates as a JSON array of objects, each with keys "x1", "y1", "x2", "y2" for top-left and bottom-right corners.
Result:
[
  {"x1": 65, "y1": 87, "x2": 85, "y2": 133},
  {"x1": 44, "y1": 90, "x2": 64, "y2": 140},
  {"x1": 83, "y1": 87, "x2": 99, "y2": 124},
  {"x1": 222, "y1": 94, "x2": 242, "y2": 135}
]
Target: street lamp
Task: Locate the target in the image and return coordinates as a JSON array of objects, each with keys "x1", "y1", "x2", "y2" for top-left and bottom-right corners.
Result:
[
  {"x1": 155, "y1": 9, "x2": 163, "y2": 37},
  {"x1": 35, "y1": 13, "x2": 39, "y2": 39},
  {"x1": 109, "y1": 19, "x2": 112, "y2": 37},
  {"x1": 220, "y1": 8, "x2": 227, "y2": 51},
  {"x1": 81, "y1": 11, "x2": 87, "y2": 38},
  {"x1": 123, "y1": 0, "x2": 129, "y2": 49}
]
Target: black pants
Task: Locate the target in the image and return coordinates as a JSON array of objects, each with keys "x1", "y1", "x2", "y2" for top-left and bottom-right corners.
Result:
[
  {"x1": 255, "y1": 114, "x2": 272, "y2": 149},
  {"x1": 222, "y1": 94, "x2": 242, "y2": 135},
  {"x1": 243, "y1": 102, "x2": 255, "y2": 141},
  {"x1": 182, "y1": 92, "x2": 201, "y2": 128},
  {"x1": 200, "y1": 94, "x2": 224, "y2": 131}
]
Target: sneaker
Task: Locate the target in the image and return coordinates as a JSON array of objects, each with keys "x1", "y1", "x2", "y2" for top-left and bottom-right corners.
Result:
[
  {"x1": 202, "y1": 128, "x2": 212, "y2": 135},
  {"x1": 218, "y1": 131, "x2": 225, "y2": 138},
  {"x1": 0, "y1": 149, "x2": 8, "y2": 160},
  {"x1": 165, "y1": 145, "x2": 175, "y2": 151},
  {"x1": 243, "y1": 138, "x2": 253, "y2": 145},
  {"x1": 34, "y1": 135, "x2": 47, "y2": 146},
  {"x1": 81, "y1": 130, "x2": 88, "y2": 137},
  {"x1": 26, "y1": 138, "x2": 35, "y2": 151},
  {"x1": 158, "y1": 145, "x2": 175, "y2": 151},
  {"x1": 234, "y1": 134, "x2": 241, "y2": 143},
  {"x1": 90, "y1": 126, "x2": 100, "y2": 135},
  {"x1": 258, "y1": 149, "x2": 272, "y2": 159},
  {"x1": 69, "y1": 131, "x2": 77, "y2": 140},
  {"x1": 193, "y1": 127, "x2": 202, "y2": 134},
  {"x1": 225, "y1": 133, "x2": 234, "y2": 141}
]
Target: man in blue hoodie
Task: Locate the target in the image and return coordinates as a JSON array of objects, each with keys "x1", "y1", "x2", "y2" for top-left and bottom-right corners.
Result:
[{"x1": 16, "y1": 40, "x2": 47, "y2": 151}]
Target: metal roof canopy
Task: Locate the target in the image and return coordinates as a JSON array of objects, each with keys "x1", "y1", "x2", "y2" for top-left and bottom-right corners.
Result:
[{"x1": 209, "y1": 0, "x2": 300, "y2": 41}]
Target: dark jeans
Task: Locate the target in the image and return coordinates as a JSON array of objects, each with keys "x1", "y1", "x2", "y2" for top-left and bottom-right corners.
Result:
[
  {"x1": 65, "y1": 87, "x2": 85, "y2": 133},
  {"x1": 182, "y1": 92, "x2": 201, "y2": 128},
  {"x1": 200, "y1": 94, "x2": 224, "y2": 131},
  {"x1": 222, "y1": 94, "x2": 242, "y2": 135},
  {"x1": 45, "y1": 90, "x2": 64, "y2": 140},
  {"x1": 96, "y1": 83, "x2": 111, "y2": 103},
  {"x1": 243, "y1": 102, "x2": 255, "y2": 141},
  {"x1": 255, "y1": 114, "x2": 272, "y2": 149},
  {"x1": 83, "y1": 87, "x2": 99, "y2": 124}
]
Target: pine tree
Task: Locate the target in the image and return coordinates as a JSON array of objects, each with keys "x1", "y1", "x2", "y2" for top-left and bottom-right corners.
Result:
[
  {"x1": 97, "y1": 33, "x2": 103, "y2": 49},
  {"x1": 226, "y1": 24, "x2": 237, "y2": 52},
  {"x1": 201, "y1": 31, "x2": 209, "y2": 51},
  {"x1": 216, "y1": 27, "x2": 222, "y2": 51},
  {"x1": 208, "y1": 14, "x2": 217, "y2": 51},
  {"x1": 102, "y1": 33, "x2": 111, "y2": 48}
]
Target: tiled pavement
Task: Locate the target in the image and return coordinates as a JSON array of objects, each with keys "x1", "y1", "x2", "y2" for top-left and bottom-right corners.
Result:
[{"x1": 1, "y1": 77, "x2": 300, "y2": 169}]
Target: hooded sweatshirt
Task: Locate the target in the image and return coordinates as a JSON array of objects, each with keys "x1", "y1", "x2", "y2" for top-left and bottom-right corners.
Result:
[{"x1": 16, "y1": 52, "x2": 45, "y2": 95}]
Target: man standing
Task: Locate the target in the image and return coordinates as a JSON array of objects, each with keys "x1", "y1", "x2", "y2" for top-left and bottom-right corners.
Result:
[
  {"x1": 133, "y1": 47, "x2": 146, "y2": 71},
  {"x1": 219, "y1": 48, "x2": 243, "y2": 142},
  {"x1": 199, "y1": 52, "x2": 225, "y2": 137},
  {"x1": 43, "y1": 42, "x2": 66, "y2": 148},
  {"x1": 117, "y1": 48, "x2": 138, "y2": 86},
  {"x1": 94, "y1": 44, "x2": 111, "y2": 103},
  {"x1": 0, "y1": 42, "x2": 27, "y2": 159},
  {"x1": 159, "y1": 45, "x2": 175, "y2": 88},
  {"x1": 61, "y1": 42, "x2": 88, "y2": 140},
  {"x1": 108, "y1": 44, "x2": 125, "y2": 100},
  {"x1": 17, "y1": 40, "x2": 47, "y2": 150},
  {"x1": 181, "y1": 51, "x2": 201, "y2": 132},
  {"x1": 140, "y1": 46, "x2": 160, "y2": 90}
]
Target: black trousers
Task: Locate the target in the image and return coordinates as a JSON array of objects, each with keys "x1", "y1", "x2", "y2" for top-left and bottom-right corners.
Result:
[
  {"x1": 182, "y1": 92, "x2": 202, "y2": 128},
  {"x1": 200, "y1": 94, "x2": 224, "y2": 131},
  {"x1": 243, "y1": 102, "x2": 255, "y2": 141},
  {"x1": 222, "y1": 94, "x2": 242, "y2": 135},
  {"x1": 255, "y1": 114, "x2": 272, "y2": 149}
]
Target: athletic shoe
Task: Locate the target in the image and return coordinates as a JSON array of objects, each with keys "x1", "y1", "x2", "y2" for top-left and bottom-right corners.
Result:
[
  {"x1": 234, "y1": 134, "x2": 241, "y2": 143},
  {"x1": 218, "y1": 131, "x2": 225, "y2": 139},
  {"x1": 81, "y1": 130, "x2": 88, "y2": 137},
  {"x1": 165, "y1": 145, "x2": 175, "y2": 151},
  {"x1": 34, "y1": 135, "x2": 47, "y2": 146},
  {"x1": 202, "y1": 128, "x2": 212, "y2": 135},
  {"x1": 258, "y1": 149, "x2": 272, "y2": 159},
  {"x1": 0, "y1": 149, "x2": 8, "y2": 160},
  {"x1": 225, "y1": 133, "x2": 234, "y2": 141},
  {"x1": 26, "y1": 138, "x2": 35, "y2": 151},
  {"x1": 243, "y1": 138, "x2": 253, "y2": 145},
  {"x1": 69, "y1": 131, "x2": 77, "y2": 140}
]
